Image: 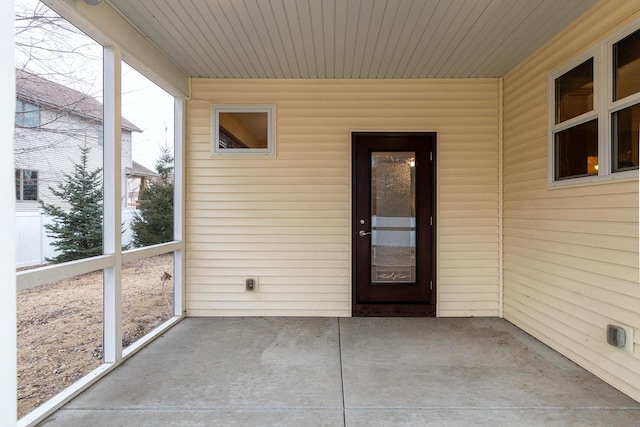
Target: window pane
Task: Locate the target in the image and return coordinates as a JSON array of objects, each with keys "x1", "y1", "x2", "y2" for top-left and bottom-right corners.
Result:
[
  {"x1": 371, "y1": 152, "x2": 416, "y2": 284},
  {"x1": 22, "y1": 170, "x2": 38, "y2": 201},
  {"x1": 17, "y1": 271, "x2": 103, "y2": 419},
  {"x1": 15, "y1": 0, "x2": 103, "y2": 268},
  {"x1": 218, "y1": 112, "x2": 269, "y2": 149},
  {"x1": 22, "y1": 102, "x2": 40, "y2": 128},
  {"x1": 555, "y1": 119, "x2": 599, "y2": 180},
  {"x1": 612, "y1": 104, "x2": 640, "y2": 172},
  {"x1": 122, "y1": 254, "x2": 174, "y2": 350},
  {"x1": 121, "y1": 61, "x2": 175, "y2": 247},
  {"x1": 613, "y1": 28, "x2": 640, "y2": 101},
  {"x1": 555, "y1": 58, "x2": 594, "y2": 124}
]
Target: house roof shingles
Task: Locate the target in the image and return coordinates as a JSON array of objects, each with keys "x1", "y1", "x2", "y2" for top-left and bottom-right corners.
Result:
[
  {"x1": 126, "y1": 161, "x2": 158, "y2": 178},
  {"x1": 16, "y1": 69, "x2": 142, "y2": 132}
]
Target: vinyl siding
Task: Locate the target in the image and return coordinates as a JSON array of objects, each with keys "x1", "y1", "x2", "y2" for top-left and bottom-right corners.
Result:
[
  {"x1": 503, "y1": 0, "x2": 640, "y2": 402},
  {"x1": 187, "y1": 79, "x2": 499, "y2": 317}
]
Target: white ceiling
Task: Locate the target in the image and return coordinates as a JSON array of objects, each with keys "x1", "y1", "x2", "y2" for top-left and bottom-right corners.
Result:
[{"x1": 106, "y1": 0, "x2": 599, "y2": 79}]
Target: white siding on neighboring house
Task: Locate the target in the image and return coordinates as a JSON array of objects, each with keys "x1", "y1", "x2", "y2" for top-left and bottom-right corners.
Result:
[
  {"x1": 503, "y1": 0, "x2": 640, "y2": 403},
  {"x1": 15, "y1": 108, "x2": 104, "y2": 211},
  {"x1": 187, "y1": 79, "x2": 500, "y2": 317},
  {"x1": 14, "y1": 108, "x2": 133, "y2": 212}
]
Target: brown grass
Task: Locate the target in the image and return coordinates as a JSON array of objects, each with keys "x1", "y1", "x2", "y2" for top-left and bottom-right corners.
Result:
[{"x1": 17, "y1": 253, "x2": 174, "y2": 419}]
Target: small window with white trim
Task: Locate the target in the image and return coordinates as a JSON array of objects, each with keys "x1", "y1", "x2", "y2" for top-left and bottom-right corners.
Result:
[{"x1": 211, "y1": 105, "x2": 275, "y2": 156}]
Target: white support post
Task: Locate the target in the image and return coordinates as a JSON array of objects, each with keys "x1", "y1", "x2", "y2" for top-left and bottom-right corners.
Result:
[
  {"x1": 174, "y1": 98, "x2": 186, "y2": 316},
  {"x1": 103, "y1": 46, "x2": 123, "y2": 364},
  {"x1": 1, "y1": 1, "x2": 17, "y2": 424}
]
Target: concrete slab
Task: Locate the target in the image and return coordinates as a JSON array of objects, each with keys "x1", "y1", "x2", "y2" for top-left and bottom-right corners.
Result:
[
  {"x1": 66, "y1": 317, "x2": 343, "y2": 409},
  {"x1": 345, "y1": 408, "x2": 640, "y2": 426},
  {"x1": 41, "y1": 409, "x2": 344, "y2": 427},
  {"x1": 340, "y1": 318, "x2": 639, "y2": 409},
  {"x1": 40, "y1": 317, "x2": 640, "y2": 426}
]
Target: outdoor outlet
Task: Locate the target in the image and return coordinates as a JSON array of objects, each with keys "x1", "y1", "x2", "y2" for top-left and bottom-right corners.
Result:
[
  {"x1": 245, "y1": 278, "x2": 258, "y2": 292},
  {"x1": 607, "y1": 323, "x2": 634, "y2": 353}
]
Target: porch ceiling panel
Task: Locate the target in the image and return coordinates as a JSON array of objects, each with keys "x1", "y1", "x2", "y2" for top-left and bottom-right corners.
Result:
[{"x1": 106, "y1": 0, "x2": 598, "y2": 79}]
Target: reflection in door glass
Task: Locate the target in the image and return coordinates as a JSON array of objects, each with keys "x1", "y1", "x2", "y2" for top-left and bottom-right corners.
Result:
[{"x1": 371, "y1": 152, "x2": 416, "y2": 284}]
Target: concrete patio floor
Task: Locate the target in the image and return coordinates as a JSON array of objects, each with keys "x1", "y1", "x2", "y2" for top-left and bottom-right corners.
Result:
[{"x1": 40, "y1": 317, "x2": 640, "y2": 426}]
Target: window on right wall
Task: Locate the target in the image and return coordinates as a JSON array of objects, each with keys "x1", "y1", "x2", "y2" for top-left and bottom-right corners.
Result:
[
  {"x1": 611, "y1": 28, "x2": 640, "y2": 173},
  {"x1": 550, "y1": 21, "x2": 640, "y2": 184}
]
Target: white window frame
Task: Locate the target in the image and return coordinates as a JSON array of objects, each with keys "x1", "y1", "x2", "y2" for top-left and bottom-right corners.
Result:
[
  {"x1": 211, "y1": 105, "x2": 275, "y2": 156},
  {"x1": 548, "y1": 47, "x2": 602, "y2": 186},
  {"x1": 607, "y1": 19, "x2": 640, "y2": 177},
  {"x1": 549, "y1": 18, "x2": 640, "y2": 187}
]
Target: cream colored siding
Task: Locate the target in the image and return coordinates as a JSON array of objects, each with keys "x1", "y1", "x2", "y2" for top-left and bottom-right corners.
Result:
[
  {"x1": 503, "y1": 0, "x2": 640, "y2": 402},
  {"x1": 187, "y1": 79, "x2": 499, "y2": 317}
]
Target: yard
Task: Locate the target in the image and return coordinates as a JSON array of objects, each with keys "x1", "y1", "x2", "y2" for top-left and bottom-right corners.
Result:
[{"x1": 16, "y1": 253, "x2": 174, "y2": 419}]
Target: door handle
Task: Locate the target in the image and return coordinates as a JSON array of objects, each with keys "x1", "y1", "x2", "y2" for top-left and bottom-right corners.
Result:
[{"x1": 359, "y1": 230, "x2": 372, "y2": 237}]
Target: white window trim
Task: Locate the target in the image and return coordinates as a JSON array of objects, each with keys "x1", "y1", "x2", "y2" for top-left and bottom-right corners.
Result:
[
  {"x1": 548, "y1": 47, "x2": 600, "y2": 186},
  {"x1": 548, "y1": 18, "x2": 640, "y2": 187},
  {"x1": 211, "y1": 105, "x2": 276, "y2": 156}
]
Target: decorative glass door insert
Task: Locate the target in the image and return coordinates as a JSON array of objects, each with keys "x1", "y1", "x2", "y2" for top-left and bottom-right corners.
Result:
[{"x1": 371, "y1": 152, "x2": 416, "y2": 284}]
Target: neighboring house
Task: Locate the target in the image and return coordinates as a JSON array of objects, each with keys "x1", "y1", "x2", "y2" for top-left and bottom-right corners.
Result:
[
  {"x1": 126, "y1": 160, "x2": 159, "y2": 207},
  {"x1": 14, "y1": 69, "x2": 142, "y2": 212},
  {"x1": 14, "y1": 69, "x2": 143, "y2": 267}
]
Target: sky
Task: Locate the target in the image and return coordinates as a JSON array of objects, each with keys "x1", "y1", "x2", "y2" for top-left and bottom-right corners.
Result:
[
  {"x1": 121, "y1": 63, "x2": 175, "y2": 171},
  {"x1": 15, "y1": 0, "x2": 175, "y2": 171}
]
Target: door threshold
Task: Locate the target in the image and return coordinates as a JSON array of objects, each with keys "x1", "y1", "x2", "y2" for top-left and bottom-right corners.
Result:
[{"x1": 353, "y1": 303, "x2": 436, "y2": 317}]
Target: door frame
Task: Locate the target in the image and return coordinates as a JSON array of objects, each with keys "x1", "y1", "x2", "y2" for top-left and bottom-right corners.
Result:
[{"x1": 351, "y1": 132, "x2": 437, "y2": 317}]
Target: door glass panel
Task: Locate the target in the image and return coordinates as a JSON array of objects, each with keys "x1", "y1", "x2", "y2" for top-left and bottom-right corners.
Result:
[{"x1": 371, "y1": 152, "x2": 416, "y2": 284}]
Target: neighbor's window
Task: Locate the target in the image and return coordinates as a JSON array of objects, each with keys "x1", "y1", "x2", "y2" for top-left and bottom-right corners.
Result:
[
  {"x1": 15, "y1": 169, "x2": 38, "y2": 201},
  {"x1": 552, "y1": 57, "x2": 598, "y2": 180},
  {"x1": 15, "y1": 99, "x2": 40, "y2": 128},
  {"x1": 611, "y1": 28, "x2": 640, "y2": 172},
  {"x1": 211, "y1": 105, "x2": 275, "y2": 156}
]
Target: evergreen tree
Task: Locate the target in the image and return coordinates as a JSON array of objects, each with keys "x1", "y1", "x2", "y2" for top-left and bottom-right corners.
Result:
[
  {"x1": 130, "y1": 147, "x2": 174, "y2": 247},
  {"x1": 40, "y1": 145, "x2": 103, "y2": 263}
]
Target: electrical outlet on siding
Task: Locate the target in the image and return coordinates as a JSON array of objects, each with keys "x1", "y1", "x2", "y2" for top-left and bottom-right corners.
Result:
[
  {"x1": 611, "y1": 323, "x2": 635, "y2": 354},
  {"x1": 245, "y1": 277, "x2": 259, "y2": 292}
]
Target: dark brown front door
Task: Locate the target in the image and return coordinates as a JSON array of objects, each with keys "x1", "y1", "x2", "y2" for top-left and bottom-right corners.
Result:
[{"x1": 352, "y1": 132, "x2": 436, "y2": 316}]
